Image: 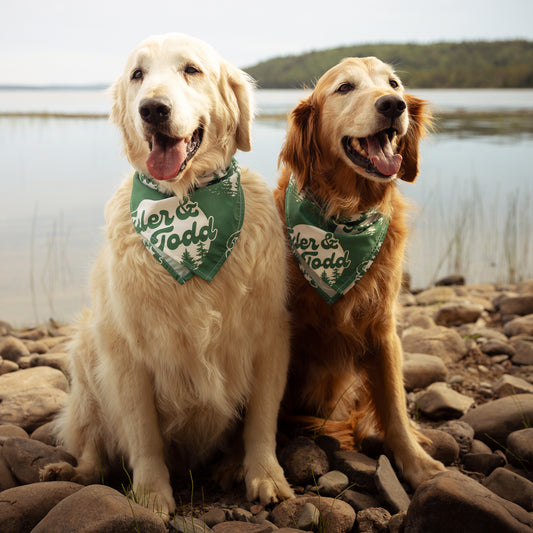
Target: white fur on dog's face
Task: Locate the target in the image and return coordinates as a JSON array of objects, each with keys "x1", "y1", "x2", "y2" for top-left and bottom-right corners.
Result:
[{"x1": 111, "y1": 33, "x2": 253, "y2": 196}]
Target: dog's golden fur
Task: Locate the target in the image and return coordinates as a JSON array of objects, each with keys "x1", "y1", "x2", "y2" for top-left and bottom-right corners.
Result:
[
  {"x1": 274, "y1": 57, "x2": 445, "y2": 488},
  {"x1": 41, "y1": 33, "x2": 293, "y2": 515}
]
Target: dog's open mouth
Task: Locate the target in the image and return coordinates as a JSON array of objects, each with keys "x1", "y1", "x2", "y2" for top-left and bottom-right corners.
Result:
[
  {"x1": 342, "y1": 128, "x2": 402, "y2": 178},
  {"x1": 146, "y1": 127, "x2": 204, "y2": 181}
]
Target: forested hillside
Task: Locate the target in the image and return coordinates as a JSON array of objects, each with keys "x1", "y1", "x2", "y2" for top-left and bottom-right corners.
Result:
[{"x1": 244, "y1": 40, "x2": 533, "y2": 89}]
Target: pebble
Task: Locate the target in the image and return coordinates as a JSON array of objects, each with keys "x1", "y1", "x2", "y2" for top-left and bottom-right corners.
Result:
[
  {"x1": 316, "y1": 470, "x2": 349, "y2": 497},
  {"x1": 483, "y1": 467, "x2": 533, "y2": 512},
  {"x1": 279, "y1": 437, "x2": 329, "y2": 487},
  {"x1": 416, "y1": 382, "x2": 475, "y2": 420},
  {"x1": 434, "y1": 301, "x2": 483, "y2": 326},
  {"x1": 402, "y1": 352, "x2": 448, "y2": 390},
  {"x1": 504, "y1": 314, "x2": 533, "y2": 337},
  {"x1": 493, "y1": 374, "x2": 533, "y2": 397},
  {"x1": 506, "y1": 427, "x2": 533, "y2": 467},
  {"x1": 512, "y1": 338, "x2": 533, "y2": 365}
]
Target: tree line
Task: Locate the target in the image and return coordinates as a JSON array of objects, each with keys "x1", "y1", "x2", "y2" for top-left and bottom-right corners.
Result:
[{"x1": 244, "y1": 40, "x2": 533, "y2": 89}]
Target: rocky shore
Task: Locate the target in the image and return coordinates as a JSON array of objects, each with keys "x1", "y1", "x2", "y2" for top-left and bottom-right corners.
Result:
[{"x1": 1, "y1": 277, "x2": 533, "y2": 532}]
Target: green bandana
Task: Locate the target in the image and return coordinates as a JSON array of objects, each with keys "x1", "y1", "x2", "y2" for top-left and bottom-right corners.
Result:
[
  {"x1": 130, "y1": 158, "x2": 244, "y2": 284},
  {"x1": 285, "y1": 177, "x2": 389, "y2": 304}
]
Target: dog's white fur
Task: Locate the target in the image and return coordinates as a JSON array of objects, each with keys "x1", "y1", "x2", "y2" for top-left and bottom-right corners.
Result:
[{"x1": 41, "y1": 33, "x2": 293, "y2": 515}]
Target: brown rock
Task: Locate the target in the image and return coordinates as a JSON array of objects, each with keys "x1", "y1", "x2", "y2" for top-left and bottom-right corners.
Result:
[
  {"x1": 2, "y1": 437, "x2": 76, "y2": 484},
  {"x1": 0, "y1": 367, "x2": 68, "y2": 431},
  {"x1": 461, "y1": 394, "x2": 533, "y2": 447},
  {"x1": 401, "y1": 326, "x2": 467, "y2": 364},
  {"x1": 0, "y1": 448, "x2": 17, "y2": 491},
  {"x1": 504, "y1": 315, "x2": 533, "y2": 337},
  {"x1": 512, "y1": 338, "x2": 533, "y2": 365},
  {"x1": 419, "y1": 429, "x2": 460, "y2": 465},
  {"x1": 0, "y1": 337, "x2": 30, "y2": 362},
  {"x1": 0, "y1": 481, "x2": 82, "y2": 532},
  {"x1": 404, "y1": 470, "x2": 533, "y2": 533},
  {"x1": 493, "y1": 374, "x2": 533, "y2": 397},
  {"x1": 271, "y1": 496, "x2": 355, "y2": 533},
  {"x1": 484, "y1": 467, "x2": 533, "y2": 512},
  {"x1": 0, "y1": 424, "x2": 29, "y2": 444},
  {"x1": 31, "y1": 484, "x2": 166, "y2": 533},
  {"x1": 415, "y1": 287, "x2": 456, "y2": 306},
  {"x1": 279, "y1": 437, "x2": 329, "y2": 487},
  {"x1": 434, "y1": 302, "x2": 483, "y2": 326},
  {"x1": 357, "y1": 507, "x2": 391, "y2": 533},
  {"x1": 416, "y1": 382, "x2": 474, "y2": 420},
  {"x1": 498, "y1": 295, "x2": 533, "y2": 317},
  {"x1": 403, "y1": 353, "x2": 448, "y2": 391}
]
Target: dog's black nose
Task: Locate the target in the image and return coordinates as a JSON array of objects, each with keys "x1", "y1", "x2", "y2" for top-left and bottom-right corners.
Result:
[
  {"x1": 139, "y1": 97, "x2": 172, "y2": 125},
  {"x1": 375, "y1": 95, "x2": 406, "y2": 119}
]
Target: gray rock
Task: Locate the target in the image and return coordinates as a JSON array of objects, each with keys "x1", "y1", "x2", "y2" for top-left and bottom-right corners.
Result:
[
  {"x1": 340, "y1": 489, "x2": 380, "y2": 511},
  {"x1": 504, "y1": 315, "x2": 533, "y2": 337},
  {"x1": 438, "y1": 420, "x2": 475, "y2": 455},
  {"x1": 484, "y1": 467, "x2": 533, "y2": 512},
  {"x1": 471, "y1": 439, "x2": 492, "y2": 454},
  {"x1": 402, "y1": 353, "x2": 448, "y2": 391},
  {"x1": 2, "y1": 437, "x2": 76, "y2": 484},
  {"x1": 0, "y1": 481, "x2": 82, "y2": 533},
  {"x1": 279, "y1": 437, "x2": 329, "y2": 487},
  {"x1": 170, "y1": 515, "x2": 214, "y2": 532},
  {"x1": 479, "y1": 338, "x2": 516, "y2": 356},
  {"x1": 271, "y1": 496, "x2": 355, "y2": 533},
  {"x1": 212, "y1": 523, "x2": 275, "y2": 532},
  {"x1": 493, "y1": 374, "x2": 533, "y2": 397},
  {"x1": 0, "y1": 367, "x2": 68, "y2": 431},
  {"x1": 506, "y1": 427, "x2": 533, "y2": 467},
  {"x1": 461, "y1": 393, "x2": 533, "y2": 447},
  {"x1": 512, "y1": 338, "x2": 533, "y2": 365},
  {"x1": 498, "y1": 295, "x2": 533, "y2": 317},
  {"x1": 416, "y1": 382, "x2": 474, "y2": 420},
  {"x1": 357, "y1": 507, "x2": 392, "y2": 533},
  {"x1": 316, "y1": 470, "x2": 349, "y2": 497},
  {"x1": 374, "y1": 455, "x2": 410, "y2": 513},
  {"x1": 204, "y1": 508, "x2": 227, "y2": 527},
  {"x1": 334, "y1": 451, "x2": 377, "y2": 492},
  {"x1": 462, "y1": 453, "x2": 506, "y2": 476},
  {"x1": 404, "y1": 470, "x2": 533, "y2": 533},
  {"x1": 233, "y1": 507, "x2": 253, "y2": 522},
  {"x1": 401, "y1": 326, "x2": 467, "y2": 364},
  {"x1": 297, "y1": 502, "x2": 320, "y2": 531},
  {"x1": 419, "y1": 428, "x2": 460, "y2": 465},
  {"x1": 434, "y1": 301, "x2": 483, "y2": 326},
  {"x1": 31, "y1": 484, "x2": 166, "y2": 533}
]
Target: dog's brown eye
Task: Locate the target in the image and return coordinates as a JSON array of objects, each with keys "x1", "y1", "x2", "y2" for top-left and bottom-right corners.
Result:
[
  {"x1": 336, "y1": 82, "x2": 354, "y2": 94},
  {"x1": 131, "y1": 69, "x2": 143, "y2": 81},
  {"x1": 389, "y1": 79, "x2": 399, "y2": 89},
  {"x1": 184, "y1": 65, "x2": 201, "y2": 75}
]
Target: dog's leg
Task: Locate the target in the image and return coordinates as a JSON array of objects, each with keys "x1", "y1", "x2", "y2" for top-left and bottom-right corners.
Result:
[
  {"x1": 366, "y1": 326, "x2": 445, "y2": 488},
  {"x1": 242, "y1": 323, "x2": 294, "y2": 504},
  {"x1": 103, "y1": 359, "x2": 176, "y2": 517}
]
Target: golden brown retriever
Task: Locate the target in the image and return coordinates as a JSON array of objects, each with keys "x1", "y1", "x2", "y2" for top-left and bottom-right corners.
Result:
[
  {"x1": 274, "y1": 57, "x2": 445, "y2": 488},
  {"x1": 40, "y1": 33, "x2": 293, "y2": 516}
]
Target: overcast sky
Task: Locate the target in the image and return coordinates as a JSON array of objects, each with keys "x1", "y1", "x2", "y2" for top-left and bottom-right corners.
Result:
[{"x1": 3, "y1": 0, "x2": 533, "y2": 85}]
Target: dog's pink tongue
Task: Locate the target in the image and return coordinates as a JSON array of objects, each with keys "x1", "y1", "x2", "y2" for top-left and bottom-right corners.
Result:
[
  {"x1": 366, "y1": 133, "x2": 402, "y2": 176},
  {"x1": 146, "y1": 135, "x2": 187, "y2": 181}
]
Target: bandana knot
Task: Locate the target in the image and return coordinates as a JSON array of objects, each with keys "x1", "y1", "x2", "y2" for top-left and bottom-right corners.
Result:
[
  {"x1": 130, "y1": 158, "x2": 244, "y2": 283},
  {"x1": 285, "y1": 177, "x2": 389, "y2": 304}
]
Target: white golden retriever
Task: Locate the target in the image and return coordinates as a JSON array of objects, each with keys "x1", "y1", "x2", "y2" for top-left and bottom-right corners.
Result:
[{"x1": 41, "y1": 33, "x2": 294, "y2": 515}]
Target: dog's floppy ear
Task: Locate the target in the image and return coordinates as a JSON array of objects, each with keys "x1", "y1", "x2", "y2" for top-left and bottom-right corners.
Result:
[
  {"x1": 278, "y1": 96, "x2": 319, "y2": 188},
  {"x1": 221, "y1": 63, "x2": 254, "y2": 152},
  {"x1": 398, "y1": 94, "x2": 432, "y2": 183}
]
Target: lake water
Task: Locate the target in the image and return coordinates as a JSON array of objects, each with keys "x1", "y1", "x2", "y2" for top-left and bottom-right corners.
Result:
[{"x1": 1, "y1": 88, "x2": 532, "y2": 326}]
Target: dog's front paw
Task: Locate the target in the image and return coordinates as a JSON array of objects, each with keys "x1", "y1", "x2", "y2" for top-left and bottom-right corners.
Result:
[
  {"x1": 130, "y1": 480, "x2": 176, "y2": 520},
  {"x1": 245, "y1": 460, "x2": 294, "y2": 505},
  {"x1": 403, "y1": 454, "x2": 446, "y2": 488},
  {"x1": 40, "y1": 461, "x2": 77, "y2": 482}
]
